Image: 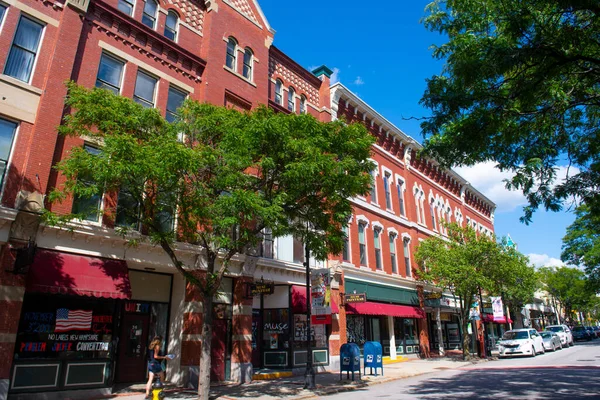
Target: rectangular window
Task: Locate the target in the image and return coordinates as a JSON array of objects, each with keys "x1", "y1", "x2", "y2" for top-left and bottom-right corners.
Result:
[
  {"x1": 133, "y1": 70, "x2": 157, "y2": 108},
  {"x1": 115, "y1": 186, "x2": 140, "y2": 229},
  {"x1": 293, "y1": 236, "x2": 304, "y2": 264},
  {"x1": 342, "y1": 225, "x2": 350, "y2": 262},
  {"x1": 155, "y1": 191, "x2": 175, "y2": 233},
  {"x1": 142, "y1": 0, "x2": 157, "y2": 29},
  {"x1": 397, "y1": 180, "x2": 405, "y2": 217},
  {"x1": 384, "y1": 172, "x2": 392, "y2": 210},
  {"x1": 0, "y1": 118, "x2": 17, "y2": 190},
  {"x1": 261, "y1": 228, "x2": 274, "y2": 259},
  {"x1": 0, "y1": 4, "x2": 7, "y2": 25},
  {"x1": 389, "y1": 233, "x2": 397, "y2": 274},
  {"x1": 95, "y1": 53, "x2": 124, "y2": 94},
  {"x1": 4, "y1": 16, "x2": 44, "y2": 83},
  {"x1": 358, "y1": 222, "x2": 366, "y2": 265},
  {"x1": 71, "y1": 145, "x2": 103, "y2": 222},
  {"x1": 374, "y1": 228, "x2": 382, "y2": 270},
  {"x1": 370, "y1": 170, "x2": 377, "y2": 204},
  {"x1": 117, "y1": 0, "x2": 134, "y2": 15},
  {"x1": 403, "y1": 239, "x2": 411, "y2": 277},
  {"x1": 166, "y1": 86, "x2": 187, "y2": 123}
]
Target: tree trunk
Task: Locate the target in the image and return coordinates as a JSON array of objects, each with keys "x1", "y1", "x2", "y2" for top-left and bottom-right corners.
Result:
[
  {"x1": 461, "y1": 317, "x2": 470, "y2": 360},
  {"x1": 198, "y1": 291, "x2": 214, "y2": 400}
]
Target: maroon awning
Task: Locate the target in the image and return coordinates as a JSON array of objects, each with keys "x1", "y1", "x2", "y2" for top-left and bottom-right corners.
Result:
[
  {"x1": 482, "y1": 314, "x2": 513, "y2": 324},
  {"x1": 26, "y1": 250, "x2": 132, "y2": 299},
  {"x1": 346, "y1": 301, "x2": 425, "y2": 319},
  {"x1": 291, "y1": 285, "x2": 339, "y2": 314}
]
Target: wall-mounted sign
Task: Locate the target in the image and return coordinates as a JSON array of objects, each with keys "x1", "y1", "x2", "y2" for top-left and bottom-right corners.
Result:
[
  {"x1": 344, "y1": 293, "x2": 366, "y2": 304},
  {"x1": 425, "y1": 292, "x2": 442, "y2": 300},
  {"x1": 251, "y1": 283, "x2": 274, "y2": 296}
]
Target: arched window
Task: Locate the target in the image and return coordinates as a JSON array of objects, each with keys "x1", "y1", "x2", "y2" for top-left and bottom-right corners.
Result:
[
  {"x1": 288, "y1": 87, "x2": 295, "y2": 112},
  {"x1": 242, "y1": 48, "x2": 253, "y2": 80},
  {"x1": 275, "y1": 79, "x2": 283, "y2": 105},
  {"x1": 142, "y1": 0, "x2": 158, "y2": 28},
  {"x1": 403, "y1": 237, "x2": 412, "y2": 277},
  {"x1": 225, "y1": 37, "x2": 237, "y2": 71},
  {"x1": 164, "y1": 11, "x2": 178, "y2": 41},
  {"x1": 430, "y1": 199, "x2": 437, "y2": 230},
  {"x1": 300, "y1": 95, "x2": 306, "y2": 114}
]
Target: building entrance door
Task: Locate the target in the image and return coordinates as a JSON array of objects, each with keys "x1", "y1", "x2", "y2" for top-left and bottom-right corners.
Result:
[
  {"x1": 117, "y1": 311, "x2": 150, "y2": 382},
  {"x1": 210, "y1": 319, "x2": 228, "y2": 381}
]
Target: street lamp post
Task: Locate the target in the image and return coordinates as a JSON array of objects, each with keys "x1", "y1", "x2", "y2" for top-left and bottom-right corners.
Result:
[{"x1": 304, "y1": 243, "x2": 316, "y2": 389}]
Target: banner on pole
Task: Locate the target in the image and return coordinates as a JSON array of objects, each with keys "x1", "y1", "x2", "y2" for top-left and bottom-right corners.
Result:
[
  {"x1": 310, "y1": 268, "x2": 332, "y2": 325},
  {"x1": 491, "y1": 297, "x2": 504, "y2": 321}
]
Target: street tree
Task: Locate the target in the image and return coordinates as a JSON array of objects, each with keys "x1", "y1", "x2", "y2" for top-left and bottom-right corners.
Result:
[
  {"x1": 538, "y1": 266, "x2": 594, "y2": 324},
  {"x1": 48, "y1": 83, "x2": 375, "y2": 399},
  {"x1": 415, "y1": 223, "x2": 499, "y2": 359},
  {"x1": 561, "y1": 205, "x2": 600, "y2": 287},
  {"x1": 420, "y1": 0, "x2": 600, "y2": 223}
]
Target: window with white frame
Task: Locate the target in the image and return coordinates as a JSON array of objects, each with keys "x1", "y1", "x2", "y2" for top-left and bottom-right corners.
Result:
[
  {"x1": 117, "y1": 0, "x2": 135, "y2": 15},
  {"x1": 242, "y1": 48, "x2": 253, "y2": 80},
  {"x1": 358, "y1": 221, "x2": 367, "y2": 266},
  {"x1": 225, "y1": 37, "x2": 237, "y2": 70},
  {"x1": 403, "y1": 237, "x2": 412, "y2": 277},
  {"x1": 71, "y1": 144, "x2": 103, "y2": 222},
  {"x1": 429, "y1": 199, "x2": 437, "y2": 230},
  {"x1": 164, "y1": 10, "x2": 178, "y2": 41},
  {"x1": 370, "y1": 169, "x2": 378, "y2": 204},
  {"x1": 133, "y1": 70, "x2": 157, "y2": 108},
  {"x1": 414, "y1": 187, "x2": 422, "y2": 224},
  {"x1": 300, "y1": 95, "x2": 306, "y2": 114},
  {"x1": 166, "y1": 85, "x2": 187, "y2": 123},
  {"x1": 95, "y1": 53, "x2": 124, "y2": 94},
  {"x1": 4, "y1": 16, "x2": 44, "y2": 83},
  {"x1": 261, "y1": 228, "x2": 274, "y2": 258},
  {"x1": 342, "y1": 225, "x2": 350, "y2": 262},
  {"x1": 389, "y1": 232, "x2": 397, "y2": 274},
  {"x1": 288, "y1": 87, "x2": 295, "y2": 112},
  {"x1": 142, "y1": 0, "x2": 158, "y2": 28},
  {"x1": 0, "y1": 3, "x2": 7, "y2": 24},
  {"x1": 420, "y1": 196, "x2": 426, "y2": 224},
  {"x1": 0, "y1": 118, "x2": 17, "y2": 191},
  {"x1": 383, "y1": 172, "x2": 392, "y2": 210},
  {"x1": 275, "y1": 79, "x2": 283, "y2": 105},
  {"x1": 397, "y1": 178, "x2": 406, "y2": 217},
  {"x1": 374, "y1": 227, "x2": 382, "y2": 270},
  {"x1": 116, "y1": 185, "x2": 140, "y2": 229}
]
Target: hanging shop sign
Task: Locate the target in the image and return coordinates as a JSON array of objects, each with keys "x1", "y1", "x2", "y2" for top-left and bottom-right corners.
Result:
[
  {"x1": 344, "y1": 293, "x2": 367, "y2": 304},
  {"x1": 311, "y1": 268, "x2": 332, "y2": 325},
  {"x1": 251, "y1": 282, "x2": 274, "y2": 296},
  {"x1": 424, "y1": 292, "x2": 442, "y2": 300}
]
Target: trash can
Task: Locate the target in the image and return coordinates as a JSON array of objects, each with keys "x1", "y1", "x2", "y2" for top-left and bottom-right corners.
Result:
[
  {"x1": 363, "y1": 341, "x2": 383, "y2": 376},
  {"x1": 339, "y1": 343, "x2": 361, "y2": 381}
]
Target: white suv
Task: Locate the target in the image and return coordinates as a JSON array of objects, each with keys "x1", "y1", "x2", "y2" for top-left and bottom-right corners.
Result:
[
  {"x1": 498, "y1": 329, "x2": 545, "y2": 357},
  {"x1": 546, "y1": 325, "x2": 574, "y2": 347}
]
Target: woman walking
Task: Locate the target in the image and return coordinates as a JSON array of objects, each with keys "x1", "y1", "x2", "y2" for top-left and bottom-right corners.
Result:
[{"x1": 145, "y1": 336, "x2": 167, "y2": 399}]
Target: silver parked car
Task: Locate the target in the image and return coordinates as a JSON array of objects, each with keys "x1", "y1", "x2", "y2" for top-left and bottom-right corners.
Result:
[
  {"x1": 540, "y1": 331, "x2": 562, "y2": 351},
  {"x1": 546, "y1": 324, "x2": 574, "y2": 346}
]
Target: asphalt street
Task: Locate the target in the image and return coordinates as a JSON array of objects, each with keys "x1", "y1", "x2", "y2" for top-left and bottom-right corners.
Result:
[{"x1": 325, "y1": 340, "x2": 600, "y2": 400}]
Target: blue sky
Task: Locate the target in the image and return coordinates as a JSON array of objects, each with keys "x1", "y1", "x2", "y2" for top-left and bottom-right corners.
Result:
[{"x1": 258, "y1": 0, "x2": 575, "y2": 267}]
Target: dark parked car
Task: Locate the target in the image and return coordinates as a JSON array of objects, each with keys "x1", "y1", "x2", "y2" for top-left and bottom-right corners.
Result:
[
  {"x1": 585, "y1": 326, "x2": 597, "y2": 339},
  {"x1": 572, "y1": 326, "x2": 593, "y2": 341}
]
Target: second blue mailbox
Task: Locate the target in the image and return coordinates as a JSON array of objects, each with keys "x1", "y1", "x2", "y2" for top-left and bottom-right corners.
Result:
[
  {"x1": 339, "y1": 343, "x2": 361, "y2": 381},
  {"x1": 363, "y1": 341, "x2": 383, "y2": 376}
]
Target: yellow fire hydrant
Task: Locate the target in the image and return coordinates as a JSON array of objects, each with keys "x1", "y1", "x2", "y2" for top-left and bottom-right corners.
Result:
[{"x1": 152, "y1": 377, "x2": 165, "y2": 400}]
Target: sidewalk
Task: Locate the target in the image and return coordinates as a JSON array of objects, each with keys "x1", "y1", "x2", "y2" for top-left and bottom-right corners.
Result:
[{"x1": 102, "y1": 353, "x2": 487, "y2": 400}]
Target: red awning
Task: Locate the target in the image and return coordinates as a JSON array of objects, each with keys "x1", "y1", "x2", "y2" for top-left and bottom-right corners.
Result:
[
  {"x1": 291, "y1": 285, "x2": 339, "y2": 314},
  {"x1": 26, "y1": 250, "x2": 132, "y2": 299},
  {"x1": 482, "y1": 314, "x2": 513, "y2": 324},
  {"x1": 346, "y1": 301, "x2": 425, "y2": 319}
]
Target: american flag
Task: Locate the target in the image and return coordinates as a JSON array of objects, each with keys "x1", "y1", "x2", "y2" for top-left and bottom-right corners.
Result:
[{"x1": 55, "y1": 309, "x2": 92, "y2": 332}]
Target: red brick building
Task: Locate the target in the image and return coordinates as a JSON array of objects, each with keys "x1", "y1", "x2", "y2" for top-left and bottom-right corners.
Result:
[{"x1": 0, "y1": 0, "x2": 494, "y2": 397}]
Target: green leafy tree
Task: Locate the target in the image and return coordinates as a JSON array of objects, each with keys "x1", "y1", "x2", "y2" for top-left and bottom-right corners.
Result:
[
  {"x1": 538, "y1": 266, "x2": 594, "y2": 324},
  {"x1": 415, "y1": 223, "x2": 498, "y2": 359},
  {"x1": 420, "y1": 0, "x2": 600, "y2": 223},
  {"x1": 49, "y1": 83, "x2": 375, "y2": 399},
  {"x1": 561, "y1": 205, "x2": 600, "y2": 287}
]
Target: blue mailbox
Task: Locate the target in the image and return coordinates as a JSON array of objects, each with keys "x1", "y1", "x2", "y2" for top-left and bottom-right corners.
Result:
[
  {"x1": 339, "y1": 343, "x2": 361, "y2": 381},
  {"x1": 363, "y1": 341, "x2": 383, "y2": 376}
]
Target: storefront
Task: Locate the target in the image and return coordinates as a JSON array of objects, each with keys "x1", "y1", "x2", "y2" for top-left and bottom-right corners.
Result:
[
  {"x1": 482, "y1": 314, "x2": 512, "y2": 349},
  {"x1": 427, "y1": 312, "x2": 462, "y2": 351},
  {"x1": 9, "y1": 249, "x2": 174, "y2": 395},
  {"x1": 251, "y1": 284, "x2": 334, "y2": 369},
  {"x1": 346, "y1": 314, "x2": 421, "y2": 356}
]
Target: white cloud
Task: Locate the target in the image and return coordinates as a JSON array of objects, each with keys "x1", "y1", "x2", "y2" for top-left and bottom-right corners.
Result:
[
  {"x1": 330, "y1": 67, "x2": 340, "y2": 84},
  {"x1": 527, "y1": 253, "x2": 565, "y2": 269},
  {"x1": 353, "y1": 76, "x2": 364, "y2": 85},
  {"x1": 453, "y1": 162, "x2": 580, "y2": 213}
]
